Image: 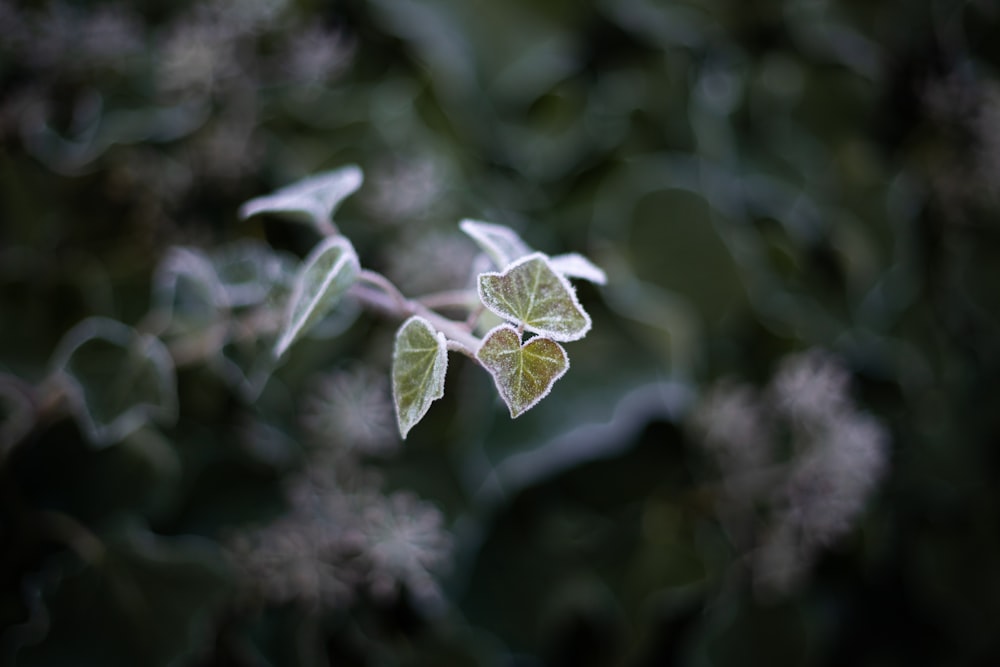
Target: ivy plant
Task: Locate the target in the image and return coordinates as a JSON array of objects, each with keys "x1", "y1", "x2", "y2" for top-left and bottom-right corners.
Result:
[
  {"x1": 241, "y1": 168, "x2": 605, "y2": 437},
  {"x1": 22, "y1": 165, "x2": 604, "y2": 453}
]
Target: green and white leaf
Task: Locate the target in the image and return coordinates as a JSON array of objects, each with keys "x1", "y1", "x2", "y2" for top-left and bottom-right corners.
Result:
[
  {"x1": 476, "y1": 324, "x2": 568, "y2": 418},
  {"x1": 392, "y1": 316, "x2": 448, "y2": 438},
  {"x1": 459, "y1": 219, "x2": 533, "y2": 268},
  {"x1": 51, "y1": 317, "x2": 178, "y2": 446},
  {"x1": 275, "y1": 236, "x2": 360, "y2": 357},
  {"x1": 238, "y1": 165, "x2": 363, "y2": 232},
  {"x1": 549, "y1": 253, "x2": 607, "y2": 285},
  {"x1": 478, "y1": 252, "x2": 592, "y2": 341}
]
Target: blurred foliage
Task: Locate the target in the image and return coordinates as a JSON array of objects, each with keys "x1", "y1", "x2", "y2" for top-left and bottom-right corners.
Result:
[{"x1": 2, "y1": 0, "x2": 1000, "y2": 665}]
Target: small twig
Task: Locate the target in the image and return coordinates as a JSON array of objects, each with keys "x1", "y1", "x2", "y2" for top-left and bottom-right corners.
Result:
[
  {"x1": 465, "y1": 303, "x2": 485, "y2": 329},
  {"x1": 357, "y1": 270, "x2": 410, "y2": 312},
  {"x1": 349, "y1": 275, "x2": 482, "y2": 354},
  {"x1": 417, "y1": 289, "x2": 478, "y2": 311},
  {"x1": 314, "y1": 218, "x2": 339, "y2": 238}
]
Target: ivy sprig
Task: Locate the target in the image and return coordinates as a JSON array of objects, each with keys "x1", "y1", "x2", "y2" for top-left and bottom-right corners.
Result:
[{"x1": 240, "y1": 168, "x2": 605, "y2": 436}]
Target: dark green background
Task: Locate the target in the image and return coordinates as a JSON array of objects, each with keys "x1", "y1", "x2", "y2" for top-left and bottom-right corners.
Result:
[{"x1": 2, "y1": 0, "x2": 1000, "y2": 664}]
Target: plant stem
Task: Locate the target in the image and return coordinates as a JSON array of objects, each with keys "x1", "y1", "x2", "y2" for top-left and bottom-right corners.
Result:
[{"x1": 350, "y1": 271, "x2": 482, "y2": 356}]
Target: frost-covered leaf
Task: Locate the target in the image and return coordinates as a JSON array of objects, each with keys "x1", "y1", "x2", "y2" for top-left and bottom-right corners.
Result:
[
  {"x1": 392, "y1": 316, "x2": 448, "y2": 438},
  {"x1": 238, "y1": 165, "x2": 363, "y2": 232},
  {"x1": 51, "y1": 317, "x2": 178, "y2": 446},
  {"x1": 459, "y1": 219, "x2": 533, "y2": 268},
  {"x1": 215, "y1": 324, "x2": 281, "y2": 402},
  {"x1": 478, "y1": 253, "x2": 592, "y2": 341},
  {"x1": 476, "y1": 324, "x2": 568, "y2": 418},
  {"x1": 210, "y1": 240, "x2": 297, "y2": 308},
  {"x1": 275, "y1": 236, "x2": 360, "y2": 357},
  {"x1": 14, "y1": 524, "x2": 230, "y2": 667},
  {"x1": 151, "y1": 247, "x2": 226, "y2": 336},
  {"x1": 550, "y1": 252, "x2": 608, "y2": 285}
]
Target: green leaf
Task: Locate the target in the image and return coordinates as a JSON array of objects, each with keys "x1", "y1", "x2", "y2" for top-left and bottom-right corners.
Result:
[
  {"x1": 209, "y1": 239, "x2": 297, "y2": 308},
  {"x1": 550, "y1": 252, "x2": 608, "y2": 285},
  {"x1": 476, "y1": 324, "x2": 568, "y2": 418},
  {"x1": 478, "y1": 253, "x2": 592, "y2": 341},
  {"x1": 51, "y1": 317, "x2": 178, "y2": 446},
  {"x1": 392, "y1": 316, "x2": 448, "y2": 438},
  {"x1": 151, "y1": 247, "x2": 225, "y2": 336},
  {"x1": 238, "y1": 165, "x2": 363, "y2": 232},
  {"x1": 274, "y1": 236, "x2": 360, "y2": 357},
  {"x1": 459, "y1": 219, "x2": 533, "y2": 268},
  {"x1": 15, "y1": 524, "x2": 231, "y2": 667}
]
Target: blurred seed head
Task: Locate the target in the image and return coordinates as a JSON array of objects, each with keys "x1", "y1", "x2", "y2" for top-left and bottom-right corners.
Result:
[
  {"x1": 365, "y1": 156, "x2": 449, "y2": 223},
  {"x1": 383, "y1": 230, "x2": 478, "y2": 296},
  {"x1": 770, "y1": 349, "x2": 851, "y2": 429},
  {"x1": 361, "y1": 491, "x2": 453, "y2": 605},
  {"x1": 282, "y1": 25, "x2": 355, "y2": 86},
  {"x1": 300, "y1": 366, "x2": 399, "y2": 457},
  {"x1": 229, "y1": 457, "x2": 452, "y2": 611},
  {"x1": 157, "y1": 15, "x2": 240, "y2": 98},
  {"x1": 691, "y1": 348, "x2": 890, "y2": 598},
  {"x1": 690, "y1": 379, "x2": 773, "y2": 472}
]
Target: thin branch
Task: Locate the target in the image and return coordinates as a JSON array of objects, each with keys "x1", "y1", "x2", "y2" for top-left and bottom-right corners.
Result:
[
  {"x1": 357, "y1": 269, "x2": 409, "y2": 311},
  {"x1": 349, "y1": 276, "x2": 482, "y2": 354},
  {"x1": 417, "y1": 289, "x2": 478, "y2": 311},
  {"x1": 313, "y1": 217, "x2": 339, "y2": 238},
  {"x1": 414, "y1": 304, "x2": 481, "y2": 354}
]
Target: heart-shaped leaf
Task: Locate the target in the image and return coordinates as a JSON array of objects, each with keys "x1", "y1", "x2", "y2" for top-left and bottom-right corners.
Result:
[
  {"x1": 275, "y1": 236, "x2": 360, "y2": 357},
  {"x1": 459, "y1": 219, "x2": 533, "y2": 269},
  {"x1": 478, "y1": 252, "x2": 591, "y2": 341},
  {"x1": 239, "y1": 165, "x2": 363, "y2": 232},
  {"x1": 549, "y1": 252, "x2": 607, "y2": 285},
  {"x1": 476, "y1": 324, "x2": 568, "y2": 418},
  {"x1": 392, "y1": 316, "x2": 448, "y2": 438},
  {"x1": 51, "y1": 317, "x2": 178, "y2": 446}
]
